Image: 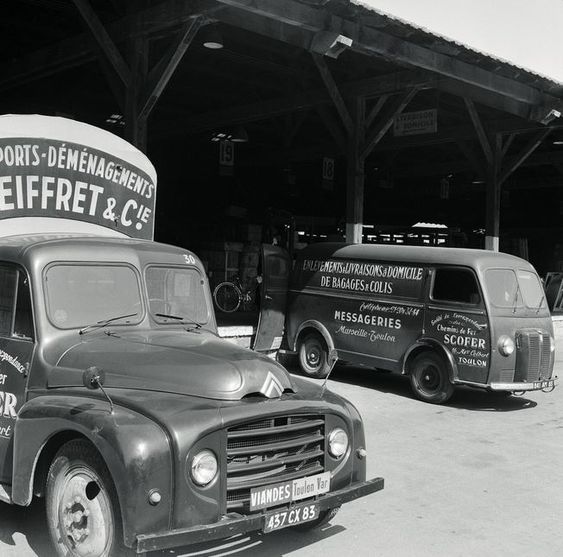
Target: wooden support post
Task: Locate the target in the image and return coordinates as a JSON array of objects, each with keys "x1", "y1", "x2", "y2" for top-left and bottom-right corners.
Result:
[
  {"x1": 485, "y1": 134, "x2": 502, "y2": 251},
  {"x1": 345, "y1": 96, "x2": 366, "y2": 244},
  {"x1": 125, "y1": 32, "x2": 149, "y2": 152}
]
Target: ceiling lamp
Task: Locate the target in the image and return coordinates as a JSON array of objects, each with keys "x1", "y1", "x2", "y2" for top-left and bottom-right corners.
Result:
[{"x1": 203, "y1": 26, "x2": 224, "y2": 49}]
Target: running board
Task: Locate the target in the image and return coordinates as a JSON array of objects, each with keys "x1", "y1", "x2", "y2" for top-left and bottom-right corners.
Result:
[{"x1": 0, "y1": 483, "x2": 12, "y2": 504}]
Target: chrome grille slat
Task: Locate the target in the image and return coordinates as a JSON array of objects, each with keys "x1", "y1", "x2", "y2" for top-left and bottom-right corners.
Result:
[
  {"x1": 227, "y1": 432, "x2": 324, "y2": 456},
  {"x1": 227, "y1": 462, "x2": 325, "y2": 490},
  {"x1": 515, "y1": 330, "x2": 552, "y2": 382},
  {"x1": 228, "y1": 418, "x2": 325, "y2": 439},
  {"x1": 228, "y1": 448, "x2": 325, "y2": 474},
  {"x1": 226, "y1": 414, "x2": 325, "y2": 513}
]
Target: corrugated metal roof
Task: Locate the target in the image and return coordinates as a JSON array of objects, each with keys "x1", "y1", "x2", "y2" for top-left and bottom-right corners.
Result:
[{"x1": 341, "y1": 0, "x2": 563, "y2": 93}]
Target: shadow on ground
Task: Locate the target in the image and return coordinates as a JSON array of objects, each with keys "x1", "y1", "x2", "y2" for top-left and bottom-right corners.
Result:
[
  {"x1": 149, "y1": 522, "x2": 345, "y2": 557},
  {"x1": 288, "y1": 363, "x2": 538, "y2": 412},
  {"x1": 0, "y1": 499, "x2": 52, "y2": 557}
]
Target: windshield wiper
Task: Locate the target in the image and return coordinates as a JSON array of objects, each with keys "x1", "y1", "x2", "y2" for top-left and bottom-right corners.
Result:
[
  {"x1": 512, "y1": 282, "x2": 521, "y2": 314},
  {"x1": 79, "y1": 313, "x2": 138, "y2": 335},
  {"x1": 155, "y1": 313, "x2": 203, "y2": 329},
  {"x1": 536, "y1": 293, "x2": 546, "y2": 314}
]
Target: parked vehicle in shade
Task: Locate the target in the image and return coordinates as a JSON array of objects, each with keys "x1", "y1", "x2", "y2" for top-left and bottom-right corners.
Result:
[{"x1": 285, "y1": 242, "x2": 556, "y2": 404}]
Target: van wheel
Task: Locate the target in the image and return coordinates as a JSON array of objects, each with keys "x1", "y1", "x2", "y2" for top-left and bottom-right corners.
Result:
[
  {"x1": 409, "y1": 352, "x2": 454, "y2": 404},
  {"x1": 46, "y1": 439, "x2": 134, "y2": 557},
  {"x1": 298, "y1": 333, "x2": 331, "y2": 379}
]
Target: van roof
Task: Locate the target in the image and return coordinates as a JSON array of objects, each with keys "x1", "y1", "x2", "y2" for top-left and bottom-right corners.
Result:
[{"x1": 296, "y1": 242, "x2": 533, "y2": 271}]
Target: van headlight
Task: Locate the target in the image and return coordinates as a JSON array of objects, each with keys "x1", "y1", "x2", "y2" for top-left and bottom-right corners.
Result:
[
  {"x1": 328, "y1": 428, "x2": 349, "y2": 458},
  {"x1": 498, "y1": 336, "x2": 515, "y2": 356},
  {"x1": 190, "y1": 450, "x2": 218, "y2": 486}
]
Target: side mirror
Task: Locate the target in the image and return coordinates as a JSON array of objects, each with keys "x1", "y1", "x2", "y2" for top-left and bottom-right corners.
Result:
[{"x1": 83, "y1": 366, "x2": 106, "y2": 390}]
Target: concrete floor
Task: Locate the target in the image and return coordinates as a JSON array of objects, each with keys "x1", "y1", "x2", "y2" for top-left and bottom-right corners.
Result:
[{"x1": 1, "y1": 362, "x2": 561, "y2": 557}]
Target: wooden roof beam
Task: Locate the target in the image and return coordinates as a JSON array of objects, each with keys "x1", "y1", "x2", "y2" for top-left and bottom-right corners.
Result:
[
  {"x1": 499, "y1": 128, "x2": 553, "y2": 185},
  {"x1": 139, "y1": 16, "x2": 205, "y2": 120},
  {"x1": 216, "y1": 0, "x2": 563, "y2": 119},
  {"x1": 311, "y1": 53, "x2": 353, "y2": 135},
  {"x1": 362, "y1": 87, "x2": 419, "y2": 159},
  {"x1": 72, "y1": 0, "x2": 131, "y2": 86},
  {"x1": 464, "y1": 97, "x2": 493, "y2": 165}
]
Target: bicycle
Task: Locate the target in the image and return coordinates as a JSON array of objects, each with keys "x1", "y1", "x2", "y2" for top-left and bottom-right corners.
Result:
[{"x1": 213, "y1": 276, "x2": 260, "y2": 313}]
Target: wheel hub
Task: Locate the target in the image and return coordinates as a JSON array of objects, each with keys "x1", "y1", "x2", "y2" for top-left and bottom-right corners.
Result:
[
  {"x1": 307, "y1": 348, "x2": 320, "y2": 367},
  {"x1": 62, "y1": 497, "x2": 90, "y2": 544},
  {"x1": 58, "y1": 473, "x2": 110, "y2": 556},
  {"x1": 421, "y1": 366, "x2": 440, "y2": 391}
]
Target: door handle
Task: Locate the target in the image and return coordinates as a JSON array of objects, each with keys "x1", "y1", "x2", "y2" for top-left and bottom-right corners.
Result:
[{"x1": 265, "y1": 295, "x2": 273, "y2": 300}]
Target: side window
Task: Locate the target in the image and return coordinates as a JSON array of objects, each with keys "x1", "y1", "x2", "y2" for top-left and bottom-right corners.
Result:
[
  {"x1": 0, "y1": 267, "x2": 17, "y2": 336},
  {"x1": 432, "y1": 268, "x2": 481, "y2": 305},
  {"x1": 14, "y1": 273, "x2": 34, "y2": 340},
  {"x1": 0, "y1": 266, "x2": 34, "y2": 341}
]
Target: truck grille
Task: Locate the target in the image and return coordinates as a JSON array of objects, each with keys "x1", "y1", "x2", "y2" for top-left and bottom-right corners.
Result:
[
  {"x1": 515, "y1": 330, "x2": 552, "y2": 382},
  {"x1": 226, "y1": 415, "x2": 325, "y2": 513}
]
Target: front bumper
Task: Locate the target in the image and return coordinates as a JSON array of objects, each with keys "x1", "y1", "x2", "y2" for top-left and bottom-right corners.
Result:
[
  {"x1": 489, "y1": 377, "x2": 557, "y2": 392},
  {"x1": 136, "y1": 476, "x2": 384, "y2": 554}
]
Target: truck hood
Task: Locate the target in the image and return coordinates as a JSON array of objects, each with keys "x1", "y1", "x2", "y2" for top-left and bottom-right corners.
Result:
[{"x1": 49, "y1": 329, "x2": 294, "y2": 400}]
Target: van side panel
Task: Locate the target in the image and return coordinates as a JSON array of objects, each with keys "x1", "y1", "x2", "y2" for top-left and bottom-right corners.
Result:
[{"x1": 288, "y1": 257, "x2": 427, "y2": 370}]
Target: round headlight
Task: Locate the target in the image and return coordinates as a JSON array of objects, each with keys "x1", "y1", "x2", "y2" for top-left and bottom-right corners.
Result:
[
  {"x1": 190, "y1": 450, "x2": 218, "y2": 486},
  {"x1": 328, "y1": 428, "x2": 349, "y2": 459},
  {"x1": 498, "y1": 335, "x2": 515, "y2": 357}
]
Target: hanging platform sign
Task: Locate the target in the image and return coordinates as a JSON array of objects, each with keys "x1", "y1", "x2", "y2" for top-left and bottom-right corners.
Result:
[
  {"x1": 0, "y1": 115, "x2": 157, "y2": 240},
  {"x1": 393, "y1": 109, "x2": 437, "y2": 137}
]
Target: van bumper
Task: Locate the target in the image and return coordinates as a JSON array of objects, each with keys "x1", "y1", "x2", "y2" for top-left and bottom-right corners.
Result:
[
  {"x1": 136, "y1": 477, "x2": 384, "y2": 554},
  {"x1": 489, "y1": 377, "x2": 557, "y2": 392}
]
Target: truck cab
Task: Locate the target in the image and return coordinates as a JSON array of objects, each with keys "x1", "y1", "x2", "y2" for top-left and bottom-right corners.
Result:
[{"x1": 0, "y1": 234, "x2": 383, "y2": 556}]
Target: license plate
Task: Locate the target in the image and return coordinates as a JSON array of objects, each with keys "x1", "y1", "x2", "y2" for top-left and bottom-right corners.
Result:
[
  {"x1": 250, "y1": 471, "x2": 330, "y2": 511},
  {"x1": 533, "y1": 379, "x2": 555, "y2": 389},
  {"x1": 263, "y1": 502, "x2": 319, "y2": 533}
]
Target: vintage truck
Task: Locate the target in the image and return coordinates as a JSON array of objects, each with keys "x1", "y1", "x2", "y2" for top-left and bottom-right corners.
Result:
[{"x1": 0, "y1": 115, "x2": 383, "y2": 556}]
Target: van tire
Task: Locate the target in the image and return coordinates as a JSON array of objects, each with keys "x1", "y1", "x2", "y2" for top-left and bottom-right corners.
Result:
[
  {"x1": 298, "y1": 333, "x2": 331, "y2": 379},
  {"x1": 46, "y1": 439, "x2": 134, "y2": 557},
  {"x1": 409, "y1": 352, "x2": 454, "y2": 404}
]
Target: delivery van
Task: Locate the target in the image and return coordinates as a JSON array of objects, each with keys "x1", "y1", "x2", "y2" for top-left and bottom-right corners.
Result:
[{"x1": 285, "y1": 242, "x2": 557, "y2": 404}]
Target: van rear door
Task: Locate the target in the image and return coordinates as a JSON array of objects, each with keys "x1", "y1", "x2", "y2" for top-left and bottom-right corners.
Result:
[{"x1": 253, "y1": 244, "x2": 291, "y2": 354}]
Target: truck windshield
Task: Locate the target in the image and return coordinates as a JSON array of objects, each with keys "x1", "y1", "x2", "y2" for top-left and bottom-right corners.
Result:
[
  {"x1": 485, "y1": 269, "x2": 547, "y2": 311},
  {"x1": 146, "y1": 266, "x2": 210, "y2": 325},
  {"x1": 45, "y1": 264, "x2": 143, "y2": 329}
]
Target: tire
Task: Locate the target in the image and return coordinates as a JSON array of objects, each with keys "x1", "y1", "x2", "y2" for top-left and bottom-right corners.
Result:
[
  {"x1": 409, "y1": 352, "x2": 454, "y2": 404},
  {"x1": 213, "y1": 282, "x2": 241, "y2": 313},
  {"x1": 46, "y1": 439, "x2": 134, "y2": 557},
  {"x1": 294, "y1": 506, "x2": 340, "y2": 531},
  {"x1": 298, "y1": 333, "x2": 331, "y2": 379}
]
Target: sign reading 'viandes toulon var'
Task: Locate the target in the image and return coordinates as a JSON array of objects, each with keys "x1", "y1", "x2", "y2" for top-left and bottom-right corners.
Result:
[{"x1": 0, "y1": 136, "x2": 156, "y2": 239}]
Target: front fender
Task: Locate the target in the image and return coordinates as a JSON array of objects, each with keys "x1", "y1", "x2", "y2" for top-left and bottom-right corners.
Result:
[
  {"x1": 402, "y1": 338, "x2": 459, "y2": 382},
  {"x1": 293, "y1": 319, "x2": 336, "y2": 355},
  {"x1": 13, "y1": 394, "x2": 173, "y2": 547}
]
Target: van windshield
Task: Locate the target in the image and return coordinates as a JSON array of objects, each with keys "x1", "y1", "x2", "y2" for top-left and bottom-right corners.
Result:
[
  {"x1": 485, "y1": 269, "x2": 547, "y2": 310},
  {"x1": 45, "y1": 264, "x2": 143, "y2": 329},
  {"x1": 146, "y1": 266, "x2": 210, "y2": 325}
]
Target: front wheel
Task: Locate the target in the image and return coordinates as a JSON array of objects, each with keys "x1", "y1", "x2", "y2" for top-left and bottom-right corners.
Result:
[
  {"x1": 298, "y1": 333, "x2": 332, "y2": 379},
  {"x1": 46, "y1": 439, "x2": 134, "y2": 557},
  {"x1": 409, "y1": 352, "x2": 454, "y2": 404}
]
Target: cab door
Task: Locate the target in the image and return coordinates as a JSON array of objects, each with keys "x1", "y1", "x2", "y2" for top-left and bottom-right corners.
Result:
[
  {"x1": 253, "y1": 245, "x2": 291, "y2": 354},
  {"x1": 0, "y1": 266, "x2": 34, "y2": 484}
]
